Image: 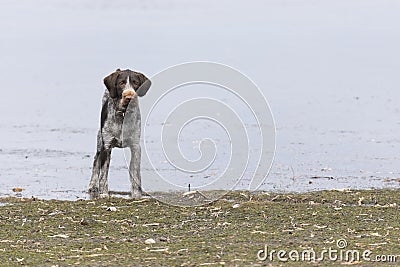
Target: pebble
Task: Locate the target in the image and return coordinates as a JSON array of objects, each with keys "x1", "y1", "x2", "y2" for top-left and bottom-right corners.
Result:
[
  {"x1": 145, "y1": 238, "x2": 156, "y2": 244},
  {"x1": 107, "y1": 207, "x2": 117, "y2": 212}
]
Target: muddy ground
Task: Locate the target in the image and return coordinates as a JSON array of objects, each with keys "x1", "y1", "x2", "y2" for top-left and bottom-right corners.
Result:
[{"x1": 0, "y1": 189, "x2": 399, "y2": 266}]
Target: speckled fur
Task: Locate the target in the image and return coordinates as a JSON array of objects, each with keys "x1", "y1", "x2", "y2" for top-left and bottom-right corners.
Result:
[{"x1": 89, "y1": 69, "x2": 150, "y2": 199}]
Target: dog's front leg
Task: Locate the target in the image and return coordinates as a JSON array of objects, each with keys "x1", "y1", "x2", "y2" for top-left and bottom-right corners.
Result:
[
  {"x1": 98, "y1": 149, "x2": 112, "y2": 198},
  {"x1": 88, "y1": 151, "x2": 102, "y2": 197},
  {"x1": 129, "y1": 144, "x2": 142, "y2": 199},
  {"x1": 89, "y1": 130, "x2": 104, "y2": 197}
]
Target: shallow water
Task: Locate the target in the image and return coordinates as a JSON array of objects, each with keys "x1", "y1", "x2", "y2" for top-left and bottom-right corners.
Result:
[{"x1": 0, "y1": 0, "x2": 399, "y2": 200}]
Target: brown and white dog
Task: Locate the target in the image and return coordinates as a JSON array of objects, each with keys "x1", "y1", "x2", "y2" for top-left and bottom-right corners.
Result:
[{"x1": 89, "y1": 69, "x2": 151, "y2": 199}]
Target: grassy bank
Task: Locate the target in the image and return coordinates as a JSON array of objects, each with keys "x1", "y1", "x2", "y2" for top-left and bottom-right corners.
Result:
[{"x1": 0, "y1": 189, "x2": 399, "y2": 266}]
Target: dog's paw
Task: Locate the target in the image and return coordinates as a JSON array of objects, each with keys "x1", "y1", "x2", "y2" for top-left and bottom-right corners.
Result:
[
  {"x1": 131, "y1": 190, "x2": 142, "y2": 200},
  {"x1": 88, "y1": 187, "x2": 100, "y2": 199},
  {"x1": 99, "y1": 193, "x2": 110, "y2": 199}
]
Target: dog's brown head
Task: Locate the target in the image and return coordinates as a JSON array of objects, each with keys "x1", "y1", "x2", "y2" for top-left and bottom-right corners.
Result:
[{"x1": 103, "y1": 69, "x2": 151, "y2": 100}]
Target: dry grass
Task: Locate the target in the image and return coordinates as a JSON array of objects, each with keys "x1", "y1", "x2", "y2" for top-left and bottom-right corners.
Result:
[{"x1": 0, "y1": 189, "x2": 399, "y2": 266}]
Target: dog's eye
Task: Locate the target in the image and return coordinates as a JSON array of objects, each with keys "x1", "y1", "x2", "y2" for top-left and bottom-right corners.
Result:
[{"x1": 119, "y1": 81, "x2": 126, "y2": 85}]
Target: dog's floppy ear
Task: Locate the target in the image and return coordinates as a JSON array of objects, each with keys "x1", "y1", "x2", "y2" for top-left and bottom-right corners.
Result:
[
  {"x1": 103, "y1": 69, "x2": 121, "y2": 98},
  {"x1": 135, "y1": 72, "x2": 151, "y2": 97}
]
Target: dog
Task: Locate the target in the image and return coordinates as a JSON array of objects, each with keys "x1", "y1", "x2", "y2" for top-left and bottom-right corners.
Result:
[{"x1": 89, "y1": 68, "x2": 151, "y2": 199}]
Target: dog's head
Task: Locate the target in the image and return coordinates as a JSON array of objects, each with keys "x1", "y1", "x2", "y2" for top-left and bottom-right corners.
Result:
[{"x1": 103, "y1": 69, "x2": 151, "y2": 103}]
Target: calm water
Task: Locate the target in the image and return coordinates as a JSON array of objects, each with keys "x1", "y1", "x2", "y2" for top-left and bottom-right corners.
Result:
[{"x1": 0, "y1": 0, "x2": 399, "y2": 199}]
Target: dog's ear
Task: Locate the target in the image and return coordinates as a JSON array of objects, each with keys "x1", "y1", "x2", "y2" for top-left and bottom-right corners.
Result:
[
  {"x1": 135, "y1": 72, "x2": 151, "y2": 97},
  {"x1": 103, "y1": 70, "x2": 121, "y2": 98}
]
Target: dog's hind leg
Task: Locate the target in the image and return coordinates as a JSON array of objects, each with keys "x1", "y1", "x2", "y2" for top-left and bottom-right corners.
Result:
[
  {"x1": 129, "y1": 144, "x2": 142, "y2": 199},
  {"x1": 98, "y1": 149, "x2": 112, "y2": 198}
]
